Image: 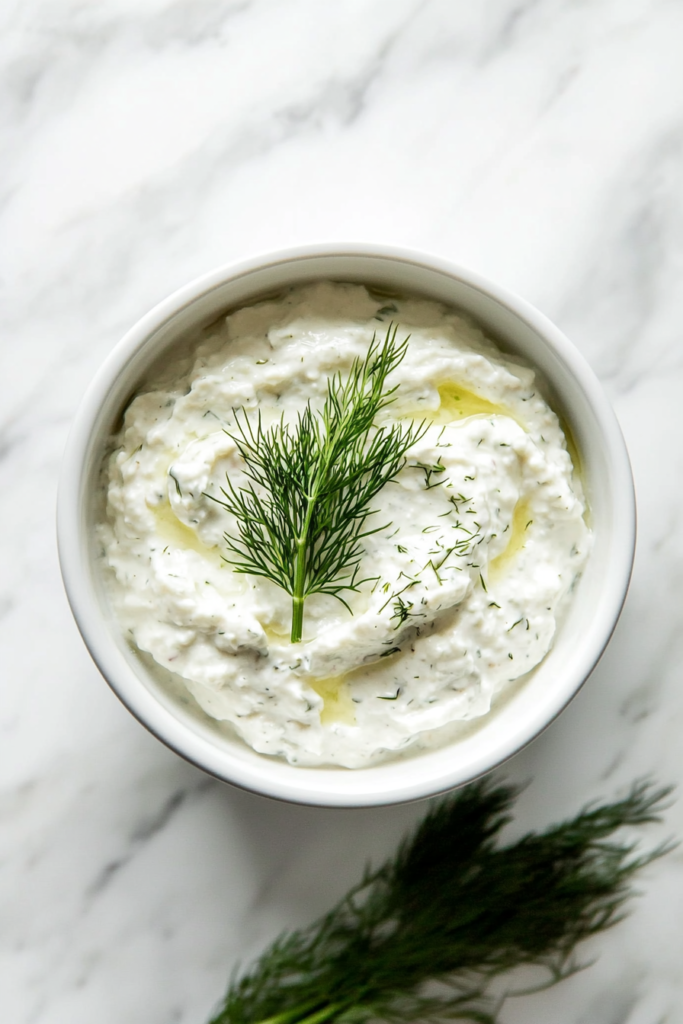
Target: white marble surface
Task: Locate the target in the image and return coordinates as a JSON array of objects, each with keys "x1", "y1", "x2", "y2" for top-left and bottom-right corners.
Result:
[{"x1": 2, "y1": 1, "x2": 683, "y2": 1020}]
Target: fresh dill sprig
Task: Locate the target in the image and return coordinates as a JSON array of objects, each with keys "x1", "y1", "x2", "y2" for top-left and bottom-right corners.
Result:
[
  {"x1": 207, "y1": 326, "x2": 425, "y2": 643},
  {"x1": 207, "y1": 778, "x2": 673, "y2": 1024}
]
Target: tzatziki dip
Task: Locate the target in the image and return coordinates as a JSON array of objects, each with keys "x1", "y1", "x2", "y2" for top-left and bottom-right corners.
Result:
[{"x1": 100, "y1": 282, "x2": 591, "y2": 768}]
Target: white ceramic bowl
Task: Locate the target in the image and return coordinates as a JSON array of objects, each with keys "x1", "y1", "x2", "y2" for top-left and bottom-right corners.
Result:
[{"x1": 57, "y1": 243, "x2": 635, "y2": 807}]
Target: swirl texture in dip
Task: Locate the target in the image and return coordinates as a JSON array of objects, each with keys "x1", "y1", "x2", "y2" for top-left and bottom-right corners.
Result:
[{"x1": 100, "y1": 282, "x2": 591, "y2": 767}]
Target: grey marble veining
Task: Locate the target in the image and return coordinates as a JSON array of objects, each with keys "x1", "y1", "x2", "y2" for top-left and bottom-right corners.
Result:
[{"x1": 2, "y1": 1, "x2": 683, "y2": 1021}]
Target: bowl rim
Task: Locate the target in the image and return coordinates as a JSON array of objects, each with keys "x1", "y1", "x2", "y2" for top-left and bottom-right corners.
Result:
[{"x1": 57, "y1": 242, "x2": 636, "y2": 806}]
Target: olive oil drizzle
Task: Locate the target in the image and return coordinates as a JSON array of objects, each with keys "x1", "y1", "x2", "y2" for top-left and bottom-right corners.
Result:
[
  {"x1": 432, "y1": 382, "x2": 526, "y2": 428},
  {"x1": 308, "y1": 677, "x2": 356, "y2": 726},
  {"x1": 152, "y1": 501, "x2": 218, "y2": 559},
  {"x1": 489, "y1": 498, "x2": 533, "y2": 579}
]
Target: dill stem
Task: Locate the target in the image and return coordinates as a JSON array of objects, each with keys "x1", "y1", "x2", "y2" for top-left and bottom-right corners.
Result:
[
  {"x1": 293, "y1": 1002, "x2": 346, "y2": 1024},
  {"x1": 251, "y1": 1004, "x2": 320, "y2": 1024},
  {"x1": 252, "y1": 1012, "x2": 302, "y2": 1024},
  {"x1": 290, "y1": 546, "x2": 306, "y2": 644},
  {"x1": 291, "y1": 482, "x2": 319, "y2": 643},
  {"x1": 291, "y1": 428, "x2": 334, "y2": 642},
  {"x1": 255, "y1": 1002, "x2": 348, "y2": 1024}
]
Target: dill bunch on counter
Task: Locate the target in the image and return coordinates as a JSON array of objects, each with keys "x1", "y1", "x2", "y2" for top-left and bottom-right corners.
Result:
[
  {"x1": 207, "y1": 779, "x2": 672, "y2": 1024},
  {"x1": 208, "y1": 326, "x2": 425, "y2": 643}
]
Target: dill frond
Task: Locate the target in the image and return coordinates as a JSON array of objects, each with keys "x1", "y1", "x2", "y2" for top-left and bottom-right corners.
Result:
[
  {"x1": 208, "y1": 778, "x2": 673, "y2": 1024},
  {"x1": 207, "y1": 326, "x2": 425, "y2": 642}
]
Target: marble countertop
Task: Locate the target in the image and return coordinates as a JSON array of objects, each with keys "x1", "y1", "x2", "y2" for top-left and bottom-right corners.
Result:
[{"x1": 3, "y1": 1, "x2": 683, "y2": 1021}]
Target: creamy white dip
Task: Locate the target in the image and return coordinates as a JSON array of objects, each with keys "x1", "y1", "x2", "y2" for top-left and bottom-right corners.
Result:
[{"x1": 100, "y1": 282, "x2": 591, "y2": 768}]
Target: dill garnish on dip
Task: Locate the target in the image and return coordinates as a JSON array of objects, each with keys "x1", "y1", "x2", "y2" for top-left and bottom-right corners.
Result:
[
  {"x1": 100, "y1": 282, "x2": 591, "y2": 767},
  {"x1": 205, "y1": 326, "x2": 426, "y2": 645}
]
